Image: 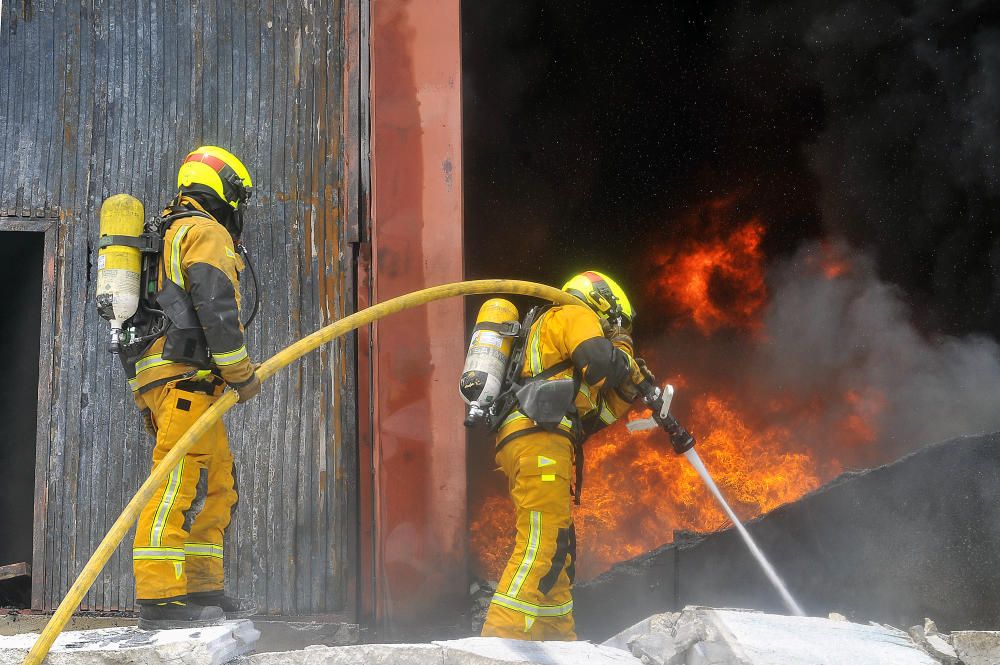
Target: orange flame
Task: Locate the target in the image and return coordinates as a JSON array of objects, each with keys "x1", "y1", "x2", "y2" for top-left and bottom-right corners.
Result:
[
  {"x1": 469, "y1": 394, "x2": 829, "y2": 581},
  {"x1": 468, "y1": 198, "x2": 887, "y2": 584},
  {"x1": 647, "y1": 198, "x2": 767, "y2": 335}
]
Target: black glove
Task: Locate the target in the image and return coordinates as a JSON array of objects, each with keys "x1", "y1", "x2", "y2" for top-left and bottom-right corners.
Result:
[
  {"x1": 141, "y1": 408, "x2": 157, "y2": 438},
  {"x1": 635, "y1": 357, "x2": 655, "y2": 385},
  {"x1": 233, "y1": 371, "x2": 261, "y2": 403}
]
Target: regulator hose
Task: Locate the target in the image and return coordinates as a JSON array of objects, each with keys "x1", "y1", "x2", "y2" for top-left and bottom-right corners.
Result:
[{"x1": 23, "y1": 279, "x2": 581, "y2": 665}]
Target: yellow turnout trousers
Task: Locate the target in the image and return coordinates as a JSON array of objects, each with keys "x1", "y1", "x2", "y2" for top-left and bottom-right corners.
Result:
[
  {"x1": 133, "y1": 376, "x2": 237, "y2": 601},
  {"x1": 482, "y1": 431, "x2": 577, "y2": 640}
]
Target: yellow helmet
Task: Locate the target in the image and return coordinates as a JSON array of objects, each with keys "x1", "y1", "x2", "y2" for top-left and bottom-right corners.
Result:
[
  {"x1": 177, "y1": 146, "x2": 253, "y2": 210},
  {"x1": 562, "y1": 270, "x2": 635, "y2": 328}
]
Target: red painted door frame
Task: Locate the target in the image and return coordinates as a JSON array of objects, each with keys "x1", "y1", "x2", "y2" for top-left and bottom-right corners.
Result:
[{"x1": 365, "y1": 0, "x2": 466, "y2": 636}]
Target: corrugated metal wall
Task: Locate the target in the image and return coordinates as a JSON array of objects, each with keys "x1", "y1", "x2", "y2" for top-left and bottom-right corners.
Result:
[{"x1": 0, "y1": 0, "x2": 360, "y2": 615}]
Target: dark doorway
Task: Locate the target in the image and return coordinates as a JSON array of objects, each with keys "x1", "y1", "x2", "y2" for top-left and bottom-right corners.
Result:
[{"x1": 0, "y1": 231, "x2": 44, "y2": 567}]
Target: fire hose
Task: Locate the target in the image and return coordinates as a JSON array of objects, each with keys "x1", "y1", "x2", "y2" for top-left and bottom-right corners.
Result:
[{"x1": 23, "y1": 279, "x2": 586, "y2": 665}]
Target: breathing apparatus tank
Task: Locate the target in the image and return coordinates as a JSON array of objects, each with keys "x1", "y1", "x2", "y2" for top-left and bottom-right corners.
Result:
[
  {"x1": 95, "y1": 194, "x2": 145, "y2": 354},
  {"x1": 460, "y1": 298, "x2": 520, "y2": 427}
]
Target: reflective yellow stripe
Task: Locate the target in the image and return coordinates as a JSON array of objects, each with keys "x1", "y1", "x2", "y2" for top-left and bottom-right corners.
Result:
[
  {"x1": 507, "y1": 510, "x2": 541, "y2": 598},
  {"x1": 132, "y1": 547, "x2": 185, "y2": 561},
  {"x1": 599, "y1": 403, "x2": 616, "y2": 425},
  {"x1": 502, "y1": 411, "x2": 531, "y2": 428},
  {"x1": 168, "y1": 225, "x2": 192, "y2": 287},
  {"x1": 211, "y1": 345, "x2": 248, "y2": 367},
  {"x1": 490, "y1": 591, "x2": 573, "y2": 618},
  {"x1": 541, "y1": 474, "x2": 556, "y2": 482},
  {"x1": 184, "y1": 543, "x2": 224, "y2": 559},
  {"x1": 128, "y1": 377, "x2": 139, "y2": 392},
  {"x1": 135, "y1": 353, "x2": 173, "y2": 375},
  {"x1": 150, "y1": 458, "x2": 185, "y2": 546},
  {"x1": 528, "y1": 313, "x2": 545, "y2": 376},
  {"x1": 501, "y1": 411, "x2": 572, "y2": 432}
]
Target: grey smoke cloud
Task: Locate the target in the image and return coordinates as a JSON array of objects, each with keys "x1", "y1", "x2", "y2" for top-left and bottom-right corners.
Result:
[{"x1": 756, "y1": 240, "x2": 1000, "y2": 462}]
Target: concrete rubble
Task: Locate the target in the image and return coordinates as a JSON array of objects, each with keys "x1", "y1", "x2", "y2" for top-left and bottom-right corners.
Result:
[
  {"x1": 248, "y1": 637, "x2": 641, "y2": 665},
  {"x1": 1, "y1": 607, "x2": 998, "y2": 665},
  {"x1": 600, "y1": 606, "x2": 967, "y2": 665},
  {"x1": 951, "y1": 631, "x2": 1000, "y2": 665},
  {"x1": 0, "y1": 620, "x2": 259, "y2": 665}
]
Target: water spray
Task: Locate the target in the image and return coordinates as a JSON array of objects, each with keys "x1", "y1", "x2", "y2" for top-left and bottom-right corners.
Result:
[{"x1": 628, "y1": 383, "x2": 806, "y2": 617}]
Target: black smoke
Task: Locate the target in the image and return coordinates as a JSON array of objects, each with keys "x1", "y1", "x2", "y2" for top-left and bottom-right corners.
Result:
[
  {"x1": 725, "y1": 0, "x2": 1000, "y2": 336},
  {"x1": 464, "y1": 0, "x2": 1000, "y2": 340}
]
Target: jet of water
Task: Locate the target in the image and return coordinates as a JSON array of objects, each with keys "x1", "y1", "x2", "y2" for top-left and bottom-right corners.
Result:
[{"x1": 683, "y1": 447, "x2": 806, "y2": 616}]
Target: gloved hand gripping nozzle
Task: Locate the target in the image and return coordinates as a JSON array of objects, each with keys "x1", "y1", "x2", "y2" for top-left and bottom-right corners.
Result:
[{"x1": 626, "y1": 381, "x2": 697, "y2": 455}]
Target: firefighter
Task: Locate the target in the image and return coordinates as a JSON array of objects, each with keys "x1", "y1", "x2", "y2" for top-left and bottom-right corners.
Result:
[
  {"x1": 127, "y1": 146, "x2": 260, "y2": 630},
  {"x1": 481, "y1": 270, "x2": 651, "y2": 640}
]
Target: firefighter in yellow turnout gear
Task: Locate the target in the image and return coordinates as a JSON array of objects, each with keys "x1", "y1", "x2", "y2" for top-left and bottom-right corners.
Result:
[
  {"x1": 482, "y1": 271, "x2": 651, "y2": 640},
  {"x1": 123, "y1": 147, "x2": 261, "y2": 630}
]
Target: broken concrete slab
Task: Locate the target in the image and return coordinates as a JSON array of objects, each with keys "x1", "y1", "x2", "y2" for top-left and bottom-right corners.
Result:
[
  {"x1": 248, "y1": 643, "x2": 443, "y2": 665},
  {"x1": 0, "y1": 620, "x2": 259, "y2": 665},
  {"x1": 602, "y1": 612, "x2": 679, "y2": 652},
  {"x1": 952, "y1": 631, "x2": 1000, "y2": 665},
  {"x1": 908, "y1": 621, "x2": 959, "y2": 664},
  {"x1": 248, "y1": 637, "x2": 641, "y2": 665},
  {"x1": 608, "y1": 607, "x2": 938, "y2": 665},
  {"x1": 438, "y1": 637, "x2": 641, "y2": 664},
  {"x1": 691, "y1": 609, "x2": 937, "y2": 665}
]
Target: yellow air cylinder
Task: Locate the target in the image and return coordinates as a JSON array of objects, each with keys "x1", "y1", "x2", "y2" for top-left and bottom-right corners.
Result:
[
  {"x1": 96, "y1": 194, "x2": 145, "y2": 352},
  {"x1": 460, "y1": 298, "x2": 520, "y2": 424}
]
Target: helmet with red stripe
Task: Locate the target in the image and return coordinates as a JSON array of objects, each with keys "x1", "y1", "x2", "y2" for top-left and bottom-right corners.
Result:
[
  {"x1": 177, "y1": 146, "x2": 253, "y2": 211},
  {"x1": 561, "y1": 270, "x2": 635, "y2": 330}
]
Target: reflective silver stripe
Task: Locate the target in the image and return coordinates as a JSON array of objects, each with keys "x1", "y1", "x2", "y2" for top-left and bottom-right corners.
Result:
[
  {"x1": 490, "y1": 592, "x2": 573, "y2": 617},
  {"x1": 184, "y1": 543, "x2": 224, "y2": 558},
  {"x1": 169, "y1": 225, "x2": 192, "y2": 287},
  {"x1": 599, "y1": 403, "x2": 616, "y2": 425},
  {"x1": 506, "y1": 510, "x2": 541, "y2": 598},
  {"x1": 528, "y1": 314, "x2": 545, "y2": 375},
  {"x1": 135, "y1": 353, "x2": 172, "y2": 375},
  {"x1": 132, "y1": 547, "x2": 185, "y2": 561},
  {"x1": 502, "y1": 411, "x2": 530, "y2": 428},
  {"x1": 211, "y1": 345, "x2": 248, "y2": 367},
  {"x1": 128, "y1": 377, "x2": 139, "y2": 392},
  {"x1": 150, "y1": 458, "x2": 185, "y2": 546}
]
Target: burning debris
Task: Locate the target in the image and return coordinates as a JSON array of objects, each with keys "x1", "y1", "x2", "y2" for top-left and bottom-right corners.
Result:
[
  {"x1": 470, "y1": 195, "x2": 1000, "y2": 585},
  {"x1": 572, "y1": 432, "x2": 1000, "y2": 640}
]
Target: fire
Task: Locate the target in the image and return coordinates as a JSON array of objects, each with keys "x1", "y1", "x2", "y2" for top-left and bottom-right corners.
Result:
[
  {"x1": 468, "y1": 197, "x2": 887, "y2": 584},
  {"x1": 469, "y1": 393, "x2": 828, "y2": 582},
  {"x1": 647, "y1": 198, "x2": 767, "y2": 335}
]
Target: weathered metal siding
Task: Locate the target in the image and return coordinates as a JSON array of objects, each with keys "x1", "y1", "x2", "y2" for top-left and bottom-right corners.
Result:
[{"x1": 0, "y1": 0, "x2": 359, "y2": 615}]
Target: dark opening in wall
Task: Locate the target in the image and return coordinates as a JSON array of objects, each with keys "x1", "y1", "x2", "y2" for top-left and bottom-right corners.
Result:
[
  {"x1": 460, "y1": 0, "x2": 826, "y2": 585},
  {"x1": 0, "y1": 231, "x2": 44, "y2": 569}
]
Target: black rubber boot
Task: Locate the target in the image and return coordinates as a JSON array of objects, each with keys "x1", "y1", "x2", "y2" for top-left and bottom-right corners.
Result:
[
  {"x1": 187, "y1": 590, "x2": 258, "y2": 619},
  {"x1": 137, "y1": 599, "x2": 225, "y2": 631}
]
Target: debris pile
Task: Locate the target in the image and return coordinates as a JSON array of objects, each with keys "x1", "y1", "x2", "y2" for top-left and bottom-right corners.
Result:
[
  {"x1": 247, "y1": 637, "x2": 638, "y2": 665},
  {"x1": 0, "y1": 620, "x2": 259, "y2": 665},
  {"x1": 603, "y1": 606, "x2": 1000, "y2": 665}
]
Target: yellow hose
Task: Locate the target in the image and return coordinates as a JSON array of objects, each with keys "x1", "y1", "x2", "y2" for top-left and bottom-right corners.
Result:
[{"x1": 24, "y1": 279, "x2": 580, "y2": 665}]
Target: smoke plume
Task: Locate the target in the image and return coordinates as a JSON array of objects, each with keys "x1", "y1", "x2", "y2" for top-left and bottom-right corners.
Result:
[
  {"x1": 754, "y1": 240, "x2": 1000, "y2": 463},
  {"x1": 726, "y1": 0, "x2": 1000, "y2": 336}
]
